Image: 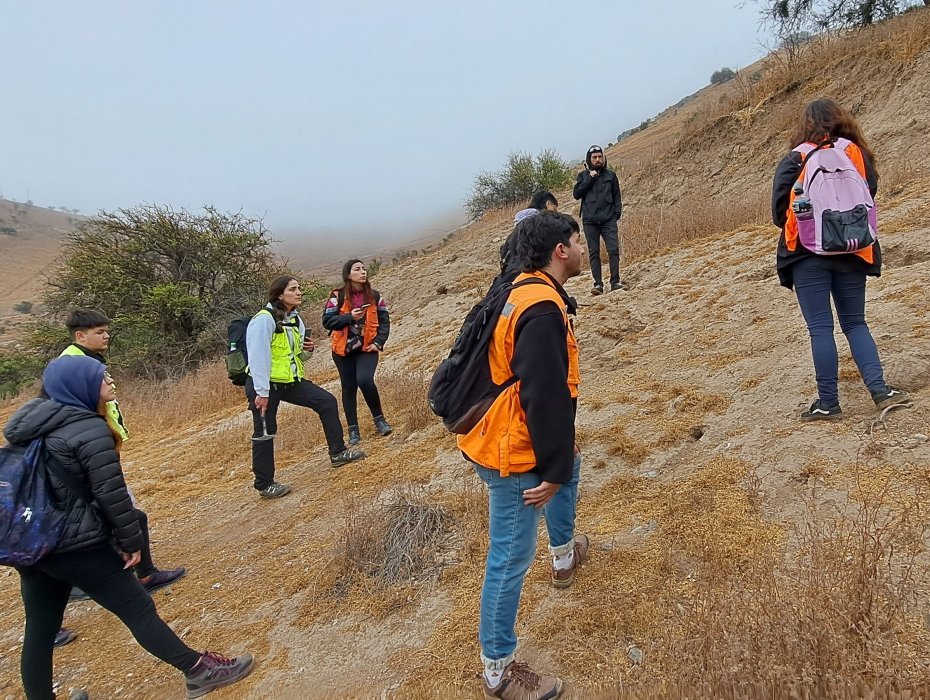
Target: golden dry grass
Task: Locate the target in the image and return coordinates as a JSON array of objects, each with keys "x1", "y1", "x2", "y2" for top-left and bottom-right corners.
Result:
[{"x1": 2, "y1": 9, "x2": 930, "y2": 699}]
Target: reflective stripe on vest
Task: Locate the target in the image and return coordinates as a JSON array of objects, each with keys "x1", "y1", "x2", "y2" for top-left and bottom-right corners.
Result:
[
  {"x1": 256, "y1": 309, "x2": 305, "y2": 384},
  {"x1": 59, "y1": 344, "x2": 130, "y2": 441},
  {"x1": 329, "y1": 290, "x2": 379, "y2": 356},
  {"x1": 456, "y1": 271, "x2": 580, "y2": 476}
]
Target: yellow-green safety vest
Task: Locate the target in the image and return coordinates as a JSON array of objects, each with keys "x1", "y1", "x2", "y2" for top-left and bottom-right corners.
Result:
[
  {"x1": 59, "y1": 345, "x2": 130, "y2": 441},
  {"x1": 255, "y1": 309, "x2": 305, "y2": 384}
]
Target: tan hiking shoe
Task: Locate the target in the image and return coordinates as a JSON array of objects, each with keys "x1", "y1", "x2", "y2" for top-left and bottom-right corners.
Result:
[
  {"x1": 551, "y1": 534, "x2": 589, "y2": 589},
  {"x1": 484, "y1": 661, "x2": 563, "y2": 700}
]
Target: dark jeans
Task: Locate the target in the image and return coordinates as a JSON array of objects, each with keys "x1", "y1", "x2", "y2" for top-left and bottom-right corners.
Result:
[
  {"x1": 793, "y1": 255, "x2": 888, "y2": 405},
  {"x1": 583, "y1": 219, "x2": 621, "y2": 287},
  {"x1": 245, "y1": 377, "x2": 346, "y2": 490},
  {"x1": 17, "y1": 547, "x2": 200, "y2": 699},
  {"x1": 332, "y1": 351, "x2": 384, "y2": 427}
]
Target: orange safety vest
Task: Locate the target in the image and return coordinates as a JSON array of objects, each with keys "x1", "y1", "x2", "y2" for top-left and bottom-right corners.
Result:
[
  {"x1": 329, "y1": 289, "x2": 380, "y2": 356},
  {"x1": 457, "y1": 271, "x2": 580, "y2": 476},
  {"x1": 784, "y1": 140, "x2": 875, "y2": 264}
]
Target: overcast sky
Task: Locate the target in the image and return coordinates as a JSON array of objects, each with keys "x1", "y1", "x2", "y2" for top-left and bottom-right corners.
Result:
[{"x1": 1, "y1": 1, "x2": 769, "y2": 242}]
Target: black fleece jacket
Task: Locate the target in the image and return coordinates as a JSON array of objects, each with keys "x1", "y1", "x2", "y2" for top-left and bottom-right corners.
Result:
[
  {"x1": 510, "y1": 274, "x2": 577, "y2": 485},
  {"x1": 772, "y1": 145, "x2": 881, "y2": 289},
  {"x1": 3, "y1": 398, "x2": 143, "y2": 555}
]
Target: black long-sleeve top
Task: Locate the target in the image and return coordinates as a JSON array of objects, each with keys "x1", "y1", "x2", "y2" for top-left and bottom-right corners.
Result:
[{"x1": 511, "y1": 293, "x2": 577, "y2": 485}]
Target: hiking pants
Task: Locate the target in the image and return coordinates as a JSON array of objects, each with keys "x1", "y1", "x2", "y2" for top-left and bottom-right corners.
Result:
[
  {"x1": 331, "y1": 350, "x2": 384, "y2": 428},
  {"x1": 583, "y1": 220, "x2": 621, "y2": 287},
  {"x1": 16, "y1": 547, "x2": 200, "y2": 699},
  {"x1": 792, "y1": 255, "x2": 889, "y2": 406},
  {"x1": 473, "y1": 453, "x2": 582, "y2": 667},
  {"x1": 245, "y1": 377, "x2": 346, "y2": 490}
]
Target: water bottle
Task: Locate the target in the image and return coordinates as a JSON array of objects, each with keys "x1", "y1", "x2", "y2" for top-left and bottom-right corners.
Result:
[{"x1": 791, "y1": 180, "x2": 813, "y2": 219}]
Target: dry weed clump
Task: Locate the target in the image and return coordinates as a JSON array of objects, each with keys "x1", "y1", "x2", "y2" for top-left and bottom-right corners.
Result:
[
  {"x1": 652, "y1": 472, "x2": 930, "y2": 695},
  {"x1": 327, "y1": 488, "x2": 456, "y2": 598},
  {"x1": 377, "y1": 369, "x2": 434, "y2": 433}
]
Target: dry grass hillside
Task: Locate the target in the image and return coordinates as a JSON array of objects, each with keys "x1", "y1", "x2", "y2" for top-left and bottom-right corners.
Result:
[
  {"x1": 2, "y1": 10, "x2": 930, "y2": 699},
  {"x1": 0, "y1": 201, "x2": 81, "y2": 345}
]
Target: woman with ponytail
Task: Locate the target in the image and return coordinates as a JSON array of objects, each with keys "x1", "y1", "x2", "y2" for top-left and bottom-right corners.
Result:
[
  {"x1": 244, "y1": 276, "x2": 365, "y2": 499},
  {"x1": 3, "y1": 354, "x2": 254, "y2": 699}
]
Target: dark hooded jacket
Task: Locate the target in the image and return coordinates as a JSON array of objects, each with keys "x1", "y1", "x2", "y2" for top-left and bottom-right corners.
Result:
[
  {"x1": 573, "y1": 150, "x2": 622, "y2": 225},
  {"x1": 2, "y1": 357, "x2": 142, "y2": 555}
]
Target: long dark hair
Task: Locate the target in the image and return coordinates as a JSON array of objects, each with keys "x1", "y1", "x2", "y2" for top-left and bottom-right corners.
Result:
[
  {"x1": 338, "y1": 259, "x2": 375, "y2": 306},
  {"x1": 790, "y1": 98, "x2": 877, "y2": 178},
  {"x1": 267, "y1": 275, "x2": 297, "y2": 333}
]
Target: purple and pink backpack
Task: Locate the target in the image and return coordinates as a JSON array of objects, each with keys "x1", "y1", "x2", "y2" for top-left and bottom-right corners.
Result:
[{"x1": 792, "y1": 137, "x2": 877, "y2": 255}]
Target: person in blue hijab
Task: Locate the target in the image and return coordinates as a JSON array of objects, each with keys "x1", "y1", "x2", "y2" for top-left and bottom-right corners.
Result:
[
  {"x1": 3, "y1": 355, "x2": 255, "y2": 699},
  {"x1": 43, "y1": 353, "x2": 107, "y2": 411}
]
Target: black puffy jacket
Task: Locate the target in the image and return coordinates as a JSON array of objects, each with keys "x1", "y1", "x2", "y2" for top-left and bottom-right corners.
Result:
[{"x1": 2, "y1": 398, "x2": 143, "y2": 555}]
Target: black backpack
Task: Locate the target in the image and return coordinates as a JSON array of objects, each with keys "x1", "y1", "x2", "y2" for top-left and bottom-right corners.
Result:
[
  {"x1": 428, "y1": 277, "x2": 546, "y2": 434},
  {"x1": 226, "y1": 315, "x2": 252, "y2": 386}
]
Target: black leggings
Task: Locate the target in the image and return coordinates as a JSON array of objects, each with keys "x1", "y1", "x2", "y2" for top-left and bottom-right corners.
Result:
[
  {"x1": 332, "y1": 351, "x2": 384, "y2": 427},
  {"x1": 134, "y1": 508, "x2": 156, "y2": 579},
  {"x1": 17, "y1": 547, "x2": 201, "y2": 699},
  {"x1": 245, "y1": 377, "x2": 347, "y2": 490}
]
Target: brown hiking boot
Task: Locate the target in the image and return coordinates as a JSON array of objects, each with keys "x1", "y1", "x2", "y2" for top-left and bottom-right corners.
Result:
[
  {"x1": 551, "y1": 534, "x2": 589, "y2": 589},
  {"x1": 484, "y1": 661, "x2": 563, "y2": 700}
]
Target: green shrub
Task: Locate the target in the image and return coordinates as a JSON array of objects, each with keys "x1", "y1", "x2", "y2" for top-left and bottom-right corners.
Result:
[
  {"x1": 466, "y1": 149, "x2": 574, "y2": 219},
  {"x1": 0, "y1": 350, "x2": 43, "y2": 399},
  {"x1": 710, "y1": 67, "x2": 736, "y2": 84},
  {"x1": 41, "y1": 204, "x2": 299, "y2": 378}
]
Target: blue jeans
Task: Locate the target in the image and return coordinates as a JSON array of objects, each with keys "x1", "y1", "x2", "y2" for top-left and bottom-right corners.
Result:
[
  {"x1": 473, "y1": 453, "x2": 582, "y2": 667},
  {"x1": 793, "y1": 256, "x2": 888, "y2": 405}
]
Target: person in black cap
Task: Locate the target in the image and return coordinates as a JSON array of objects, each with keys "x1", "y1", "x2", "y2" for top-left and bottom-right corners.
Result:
[{"x1": 573, "y1": 145, "x2": 624, "y2": 294}]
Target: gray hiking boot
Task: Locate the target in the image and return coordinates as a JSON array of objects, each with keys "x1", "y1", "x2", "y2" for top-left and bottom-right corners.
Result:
[
  {"x1": 330, "y1": 448, "x2": 366, "y2": 468},
  {"x1": 872, "y1": 386, "x2": 910, "y2": 410},
  {"x1": 373, "y1": 416, "x2": 393, "y2": 436},
  {"x1": 483, "y1": 661, "x2": 563, "y2": 700},
  {"x1": 591, "y1": 283, "x2": 604, "y2": 296},
  {"x1": 184, "y1": 651, "x2": 254, "y2": 699},
  {"x1": 69, "y1": 692, "x2": 89, "y2": 700},
  {"x1": 347, "y1": 425, "x2": 361, "y2": 446},
  {"x1": 610, "y1": 282, "x2": 627, "y2": 292},
  {"x1": 258, "y1": 482, "x2": 291, "y2": 499}
]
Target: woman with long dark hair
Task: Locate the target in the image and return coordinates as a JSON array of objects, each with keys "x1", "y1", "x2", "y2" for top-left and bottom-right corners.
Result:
[
  {"x1": 4, "y1": 355, "x2": 254, "y2": 699},
  {"x1": 773, "y1": 98, "x2": 908, "y2": 420},
  {"x1": 322, "y1": 260, "x2": 392, "y2": 445},
  {"x1": 244, "y1": 276, "x2": 365, "y2": 498}
]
